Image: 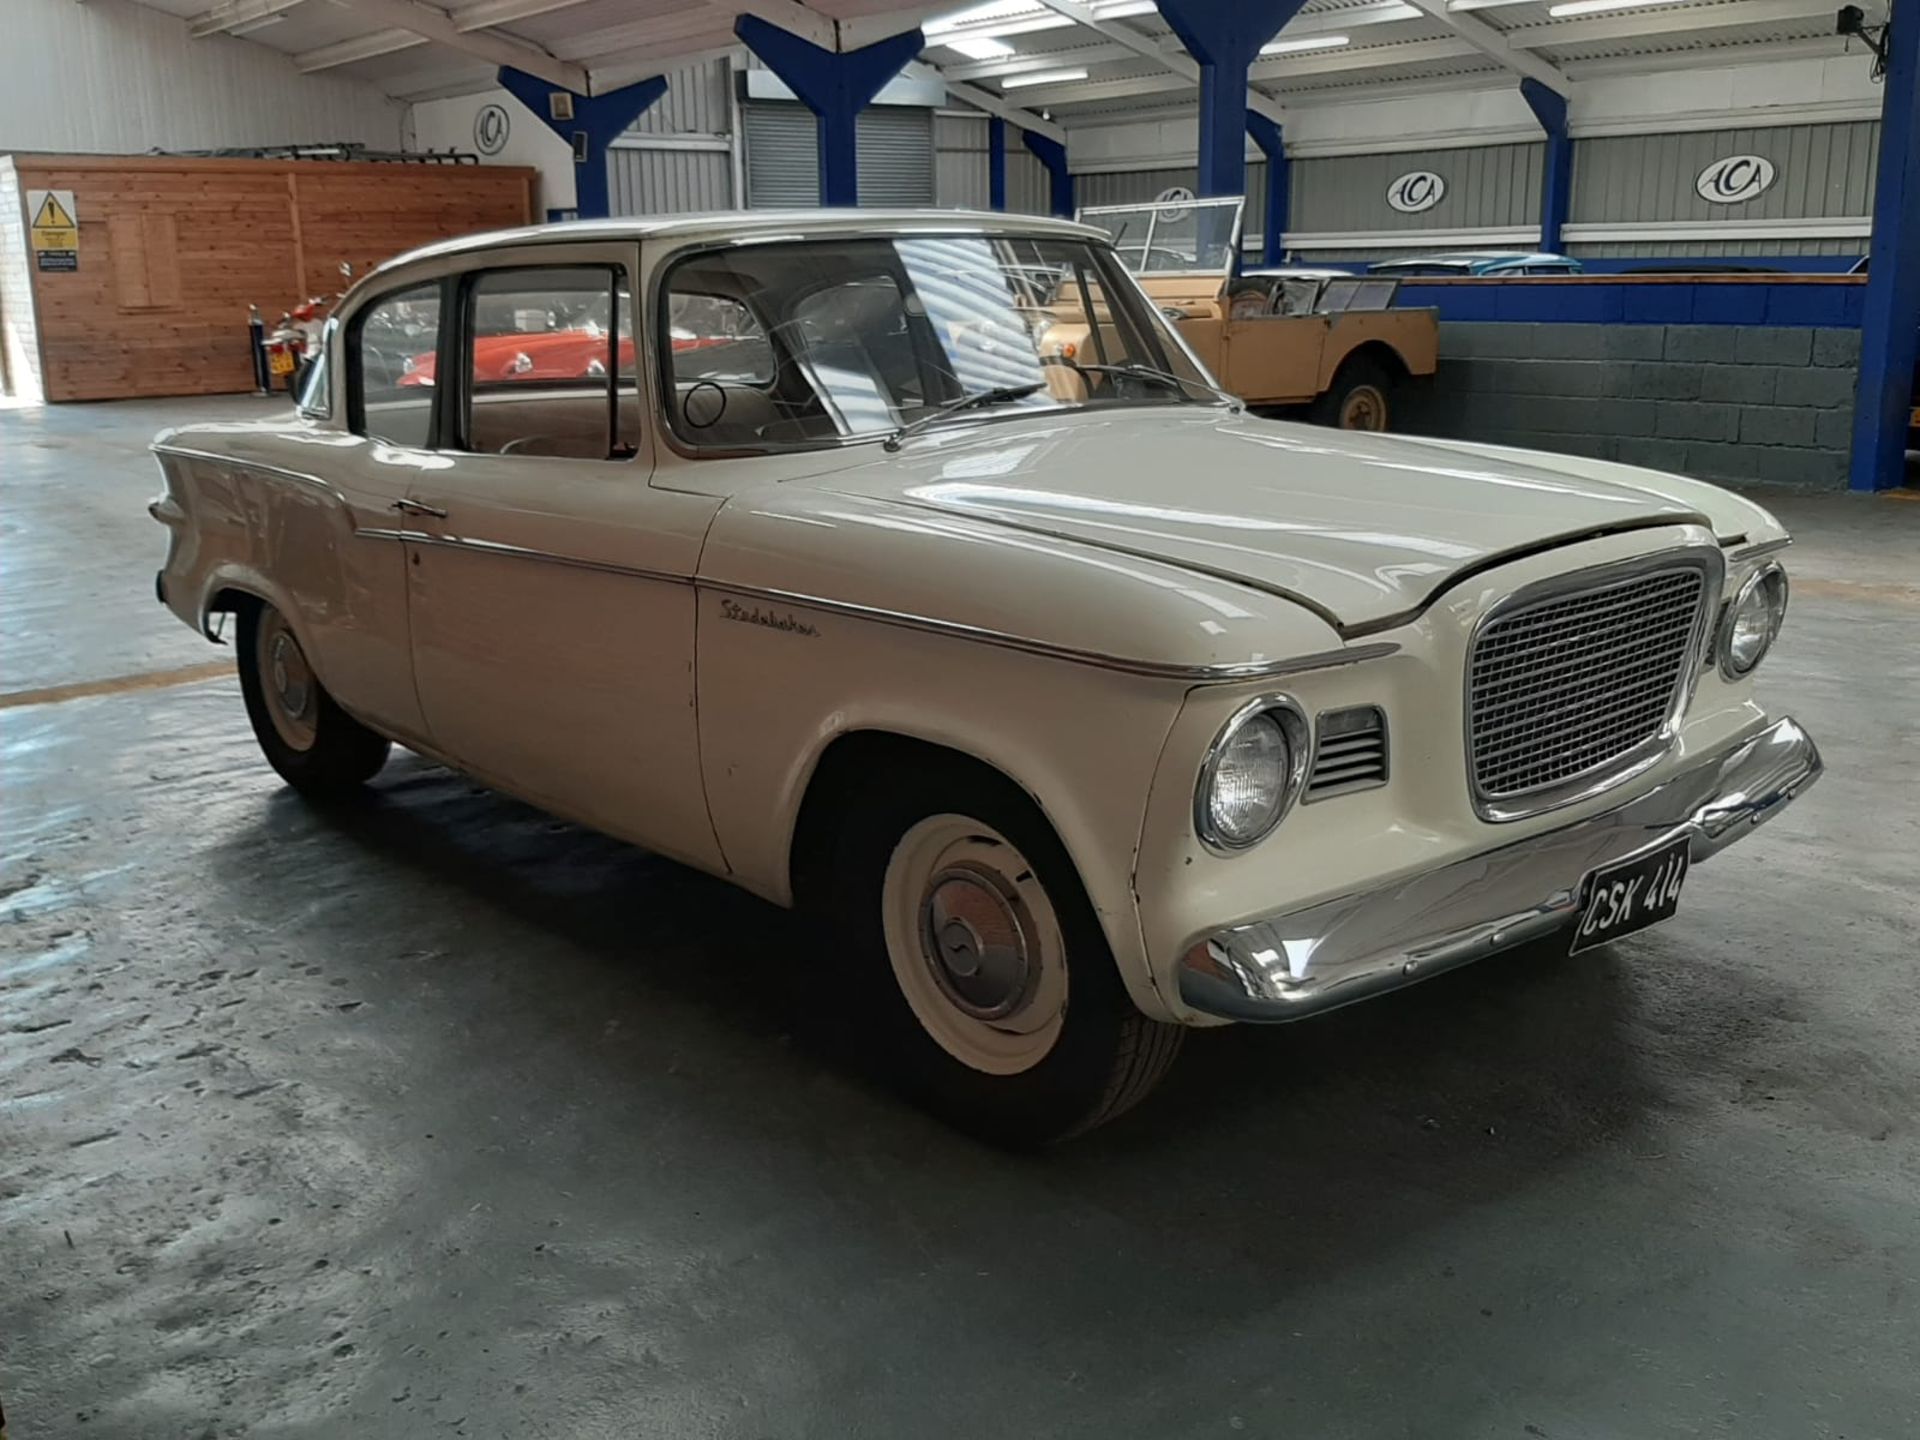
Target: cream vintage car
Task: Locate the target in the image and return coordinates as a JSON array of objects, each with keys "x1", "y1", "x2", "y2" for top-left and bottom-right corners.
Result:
[{"x1": 150, "y1": 211, "x2": 1822, "y2": 1145}]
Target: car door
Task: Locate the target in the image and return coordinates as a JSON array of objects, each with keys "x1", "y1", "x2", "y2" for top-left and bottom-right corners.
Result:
[{"x1": 396, "y1": 245, "x2": 727, "y2": 874}]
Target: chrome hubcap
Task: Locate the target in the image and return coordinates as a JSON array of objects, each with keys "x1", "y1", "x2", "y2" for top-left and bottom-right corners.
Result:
[
  {"x1": 269, "y1": 633, "x2": 313, "y2": 722},
  {"x1": 881, "y1": 815, "x2": 1069, "y2": 1076},
  {"x1": 921, "y1": 864, "x2": 1035, "y2": 1020},
  {"x1": 255, "y1": 607, "x2": 319, "y2": 752}
]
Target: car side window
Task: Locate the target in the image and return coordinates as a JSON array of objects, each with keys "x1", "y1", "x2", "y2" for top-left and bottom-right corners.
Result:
[
  {"x1": 461, "y1": 266, "x2": 639, "y2": 462},
  {"x1": 352, "y1": 282, "x2": 442, "y2": 448}
]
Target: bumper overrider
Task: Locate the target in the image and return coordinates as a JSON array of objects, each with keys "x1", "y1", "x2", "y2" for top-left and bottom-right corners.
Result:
[{"x1": 1178, "y1": 716, "x2": 1823, "y2": 1022}]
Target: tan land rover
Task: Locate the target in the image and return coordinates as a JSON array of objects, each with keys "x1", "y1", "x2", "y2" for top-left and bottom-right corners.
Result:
[{"x1": 1078, "y1": 194, "x2": 1438, "y2": 431}]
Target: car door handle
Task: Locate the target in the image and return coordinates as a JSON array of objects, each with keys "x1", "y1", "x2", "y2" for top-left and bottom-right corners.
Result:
[{"x1": 391, "y1": 498, "x2": 448, "y2": 519}]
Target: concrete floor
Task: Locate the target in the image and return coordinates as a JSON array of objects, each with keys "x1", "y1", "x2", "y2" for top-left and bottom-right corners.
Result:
[{"x1": 4, "y1": 395, "x2": 1918, "y2": 1439}]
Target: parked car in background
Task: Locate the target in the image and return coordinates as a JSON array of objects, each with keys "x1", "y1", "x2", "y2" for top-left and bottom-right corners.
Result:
[
  {"x1": 150, "y1": 210, "x2": 1821, "y2": 1144},
  {"x1": 1371, "y1": 251, "x2": 1585, "y2": 277},
  {"x1": 1080, "y1": 196, "x2": 1438, "y2": 431}
]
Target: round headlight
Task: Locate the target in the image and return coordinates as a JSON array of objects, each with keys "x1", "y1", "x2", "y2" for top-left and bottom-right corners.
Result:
[
  {"x1": 1719, "y1": 563, "x2": 1789, "y2": 679},
  {"x1": 1196, "y1": 703, "x2": 1306, "y2": 851}
]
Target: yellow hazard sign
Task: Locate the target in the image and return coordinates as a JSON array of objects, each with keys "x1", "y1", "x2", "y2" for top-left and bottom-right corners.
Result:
[{"x1": 28, "y1": 188, "x2": 78, "y2": 272}]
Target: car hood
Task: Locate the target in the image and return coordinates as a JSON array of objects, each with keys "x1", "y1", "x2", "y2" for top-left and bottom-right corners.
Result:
[{"x1": 812, "y1": 409, "x2": 1715, "y2": 631}]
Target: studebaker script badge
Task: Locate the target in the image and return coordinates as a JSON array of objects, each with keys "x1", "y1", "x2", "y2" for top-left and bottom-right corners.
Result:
[{"x1": 720, "y1": 597, "x2": 820, "y2": 637}]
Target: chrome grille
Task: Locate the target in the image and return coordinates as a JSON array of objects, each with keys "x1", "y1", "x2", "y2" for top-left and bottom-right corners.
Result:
[
  {"x1": 1468, "y1": 565, "x2": 1707, "y2": 804},
  {"x1": 1307, "y1": 706, "x2": 1388, "y2": 800}
]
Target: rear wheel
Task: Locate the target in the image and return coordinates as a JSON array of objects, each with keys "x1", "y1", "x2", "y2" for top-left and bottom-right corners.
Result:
[
  {"x1": 1313, "y1": 356, "x2": 1394, "y2": 432},
  {"x1": 820, "y1": 762, "x2": 1183, "y2": 1146},
  {"x1": 236, "y1": 599, "x2": 390, "y2": 795}
]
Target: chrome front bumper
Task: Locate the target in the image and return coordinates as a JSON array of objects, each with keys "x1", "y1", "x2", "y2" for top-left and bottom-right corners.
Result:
[{"x1": 1178, "y1": 716, "x2": 1822, "y2": 1023}]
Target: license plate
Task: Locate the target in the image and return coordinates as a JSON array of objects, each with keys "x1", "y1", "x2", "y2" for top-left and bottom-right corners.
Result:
[
  {"x1": 269, "y1": 349, "x2": 296, "y2": 375},
  {"x1": 1570, "y1": 836, "x2": 1690, "y2": 954}
]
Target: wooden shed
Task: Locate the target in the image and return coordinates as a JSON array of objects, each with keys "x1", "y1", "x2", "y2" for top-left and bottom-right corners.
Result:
[{"x1": 0, "y1": 153, "x2": 536, "y2": 403}]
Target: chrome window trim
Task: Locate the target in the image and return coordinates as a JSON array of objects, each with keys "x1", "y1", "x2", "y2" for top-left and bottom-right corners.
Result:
[
  {"x1": 1715, "y1": 561, "x2": 1789, "y2": 681},
  {"x1": 1464, "y1": 544, "x2": 1725, "y2": 825},
  {"x1": 1303, "y1": 704, "x2": 1390, "y2": 804},
  {"x1": 1193, "y1": 695, "x2": 1312, "y2": 854}
]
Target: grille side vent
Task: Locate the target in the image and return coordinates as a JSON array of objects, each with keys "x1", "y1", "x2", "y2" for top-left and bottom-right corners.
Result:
[{"x1": 1306, "y1": 706, "x2": 1389, "y2": 801}]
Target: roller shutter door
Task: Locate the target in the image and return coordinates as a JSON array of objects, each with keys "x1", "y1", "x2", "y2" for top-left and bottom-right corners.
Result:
[
  {"x1": 744, "y1": 104, "x2": 819, "y2": 207},
  {"x1": 744, "y1": 102, "x2": 934, "y2": 207},
  {"x1": 856, "y1": 106, "x2": 934, "y2": 206}
]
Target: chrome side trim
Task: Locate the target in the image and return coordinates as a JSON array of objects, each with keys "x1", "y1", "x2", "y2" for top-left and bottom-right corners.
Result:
[
  {"x1": 349, "y1": 527, "x2": 1399, "y2": 682},
  {"x1": 1179, "y1": 714, "x2": 1822, "y2": 1023},
  {"x1": 1464, "y1": 544, "x2": 1724, "y2": 824},
  {"x1": 702, "y1": 581, "x2": 1401, "y2": 682}
]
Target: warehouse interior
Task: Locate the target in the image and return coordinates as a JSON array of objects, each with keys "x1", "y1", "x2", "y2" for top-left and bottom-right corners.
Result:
[{"x1": 3, "y1": 0, "x2": 1919, "y2": 1433}]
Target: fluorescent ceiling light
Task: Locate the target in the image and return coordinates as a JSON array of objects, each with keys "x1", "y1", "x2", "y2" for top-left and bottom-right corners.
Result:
[
  {"x1": 1259, "y1": 33, "x2": 1351, "y2": 54},
  {"x1": 1545, "y1": 0, "x2": 1670, "y2": 14},
  {"x1": 945, "y1": 35, "x2": 1016, "y2": 59},
  {"x1": 227, "y1": 12, "x2": 288, "y2": 35},
  {"x1": 1002, "y1": 66, "x2": 1091, "y2": 88},
  {"x1": 1093, "y1": 0, "x2": 1159, "y2": 14},
  {"x1": 925, "y1": 1, "x2": 1049, "y2": 37}
]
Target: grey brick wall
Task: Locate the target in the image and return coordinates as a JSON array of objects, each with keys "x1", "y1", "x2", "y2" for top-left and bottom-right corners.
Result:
[{"x1": 1396, "y1": 322, "x2": 1861, "y2": 490}]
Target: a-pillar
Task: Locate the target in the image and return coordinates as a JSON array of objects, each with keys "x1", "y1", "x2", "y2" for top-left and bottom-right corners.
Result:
[
  {"x1": 495, "y1": 67, "x2": 669, "y2": 221},
  {"x1": 1849, "y1": 0, "x2": 1920, "y2": 492},
  {"x1": 1245, "y1": 111, "x2": 1287, "y2": 266},
  {"x1": 733, "y1": 15, "x2": 925, "y2": 206},
  {"x1": 1153, "y1": 0, "x2": 1306, "y2": 201},
  {"x1": 989, "y1": 117, "x2": 1007, "y2": 211},
  {"x1": 1022, "y1": 130, "x2": 1074, "y2": 218},
  {"x1": 1519, "y1": 78, "x2": 1572, "y2": 254}
]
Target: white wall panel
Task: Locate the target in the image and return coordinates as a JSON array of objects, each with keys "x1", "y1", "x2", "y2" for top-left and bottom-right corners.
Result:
[
  {"x1": 1, "y1": 0, "x2": 404, "y2": 154},
  {"x1": 412, "y1": 88, "x2": 576, "y2": 213}
]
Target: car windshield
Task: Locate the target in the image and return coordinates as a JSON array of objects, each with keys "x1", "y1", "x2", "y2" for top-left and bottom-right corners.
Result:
[
  {"x1": 1076, "y1": 196, "x2": 1244, "y2": 276},
  {"x1": 660, "y1": 233, "x2": 1217, "y2": 451}
]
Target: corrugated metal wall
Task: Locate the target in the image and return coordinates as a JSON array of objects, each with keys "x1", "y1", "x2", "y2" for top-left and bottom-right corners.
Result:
[
  {"x1": 1570, "y1": 122, "x2": 1879, "y2": 225},
  {"x1": 3, "y1": 0, "x2": 404, "y2": 153},
  {"x1": 607, "y1": 59, "x2": 735, "y2": 217},
  {"x1": 1290, "y1": 144, "x2": 1543, "y2": 234},
  {"x1": 1573, "y1": 237, "x2": 1865, "y2": 258},
  {"x1": 936, "y1": 112, "x2": 989, "y2": 210},
  {"x1": 628, "y1": 60, "x2": 732, "y2": 137},
  {"x1": 1073, "y1": 165, "x2": 1271, "y2": 221},
  {"x1": 1006, "y1": 152, "x2": 1051, "y2": 216},
  {"x1": 608, "y1": 148, "x2": 732, "y2": 216}
]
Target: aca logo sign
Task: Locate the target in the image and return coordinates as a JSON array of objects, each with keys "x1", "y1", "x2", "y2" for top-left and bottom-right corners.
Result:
[
  {"x1": 474, "y1": 102, "x2": 511, "y2": 157},
  {"x1": 1153, "y1": 184, "x2": 1196, "y2": 220},
  {"x1": 1696, "y1": 154, "x2": 1776, "y2": 204},
  {"x1": 1386, "y1": 170, "x2": 1446, "y2": 215}
]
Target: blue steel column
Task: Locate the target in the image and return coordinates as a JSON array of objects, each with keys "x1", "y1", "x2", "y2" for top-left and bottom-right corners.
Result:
[
  {"x1": 1520, "y1": 78, "x2": 1572, "y2": 254},
  {"x1": 1245, "y1": 110, "x2": 1287, "y2": 266},
  {"x1": 733, "y1": 16, "x2": 926, "y2": 206},
  {"x1": 495, "y1": 68, "x2": 668, "y2": 220},
  {"x1": 989, "y1": 117, "x2": 1007, "y2": 211},
  {"x1": 1850, "y1": 0, "x2": 1920, "y2": 492},
  {"x1": 1153, "y1": 0, "x2": 1306, "y2": 200},
  {"x1": 1021, "y1": 131, "x2": 1074, "y2": 218}
]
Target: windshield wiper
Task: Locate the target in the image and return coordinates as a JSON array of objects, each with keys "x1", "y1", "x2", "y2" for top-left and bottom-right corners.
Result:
[
  {"x1": 1056, "y1": 360, "x2": 1242, "y2": 410},
  {"x1": 882, "y1": 383, "x2": 1046, "y2": 452}
]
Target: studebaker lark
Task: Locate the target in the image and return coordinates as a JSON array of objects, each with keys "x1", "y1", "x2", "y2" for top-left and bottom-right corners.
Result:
[{"x1": 150, "y1": 211, "x2": 1821, "y2": 1144}]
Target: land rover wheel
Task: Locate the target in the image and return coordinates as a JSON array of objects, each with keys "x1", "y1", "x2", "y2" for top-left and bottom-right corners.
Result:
[
  {"x1": 236, "y1": 599, "x2": 391, "y2": 796},
  {"x1": 825, "y1": 763, "x2": 1183, "y2": 1146},
  {"x1": 1315, "y1": 357, "x2": 1393, "y2": 432}
]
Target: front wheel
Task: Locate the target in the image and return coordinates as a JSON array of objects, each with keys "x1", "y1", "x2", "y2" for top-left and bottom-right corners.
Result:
[
  {"x1": 236, "y1": 599, "x2": 390, "y2": 796},
  {"x1": 823, "y1": 763, "x2": 1184, "y2": 1145},
  {"x1": 1312, "y1": 356, "x2": 1394, "y2": 431}
]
